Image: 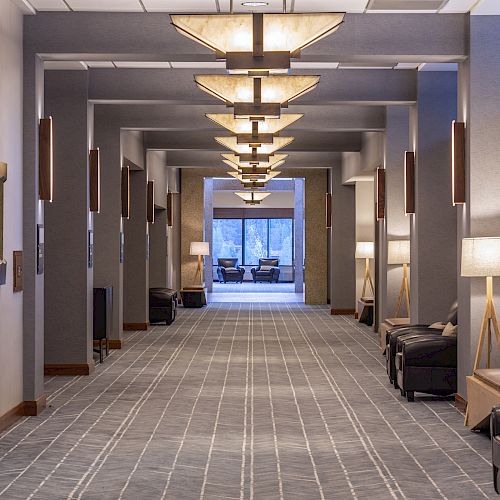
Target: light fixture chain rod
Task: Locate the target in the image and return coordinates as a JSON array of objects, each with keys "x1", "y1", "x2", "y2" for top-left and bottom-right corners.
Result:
[
  {"x1": 283, "y1": 0, "x2": 286, "y2": 13},
  {"x1": 230, "y1": 0, "x2": 233, "y2": 14}
]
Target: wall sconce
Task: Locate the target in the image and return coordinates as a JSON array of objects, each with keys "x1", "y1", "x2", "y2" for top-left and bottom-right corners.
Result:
[
  {"x1": 167, "y1": 192, "x2": 173, "y2": 227},
  {"x1": 452, "y1": 120, "x2": 466, "y2": 205},
  {"x1": 376, "y1": 167, "x2": 385, "y2": 220},
  {"x1": 121, "y1": 166, "x2": 130, "y2": 219},
  {"x1": 0, "y1": 162, "x2": 7, "y2": 285},
  {"x1": 147, "y1": 180, "x2": 155, "y2": 223},
  {"x1": 325, "y1": 193, "x2": 332, "y2": 228},
  {"x1": 404, "y1": 151, "x2": 415, "y2": 215},
  {"x1": 39, "y1": 117, "x2": 53, "y2": 202},
  {"x1": 89, "y1": 149, "x2": 100, "y2": 213}
]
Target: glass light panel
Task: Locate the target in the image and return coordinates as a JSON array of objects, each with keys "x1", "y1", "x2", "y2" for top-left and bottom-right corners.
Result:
[
  {"x1": 170, "y1": 13, "x2": 345, "y2": 54},
  {"x1": 216, "y1": 136, "x2": 293, "y2": 155},
  {"x1": 195, "y1": 75, "x2": 320, "y2": 104},
  {"x1": 222, "y1": 153, "x2": 287, "y2": 168},
  {"x1": 206, "y1": 113, "x2": 303, "y2": 134},
  {"x1": 228, "y1": 170, "x2": 281, "y2": 182},
  {"x1": 223, "y1": 159, "x2": 285, "y2": 172}
]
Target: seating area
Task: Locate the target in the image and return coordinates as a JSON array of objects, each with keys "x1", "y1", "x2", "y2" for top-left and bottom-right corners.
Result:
[{"x1": 217, "y1": 257, "x2": 281, "y2": 284}]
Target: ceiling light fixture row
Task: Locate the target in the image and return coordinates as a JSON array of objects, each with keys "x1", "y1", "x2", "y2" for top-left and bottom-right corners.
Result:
[{"x1": 170, "y1": 10, "x2": 345, "y2": 203}]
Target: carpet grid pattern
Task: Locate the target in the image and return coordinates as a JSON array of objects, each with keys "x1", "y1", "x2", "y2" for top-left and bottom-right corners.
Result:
[{"x1": 0, "y1": 303, "x2": 494, "y2": 499}]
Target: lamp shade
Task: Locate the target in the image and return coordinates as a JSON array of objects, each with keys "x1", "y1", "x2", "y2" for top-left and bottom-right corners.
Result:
[
  {"x1": 222, "y1": 153, "x2": 287, "y2": 169},
  {"x1": 461, "y1": 237, "x2": 500, "y2": 277},
  {"x1": 206, "y1": 113, "x2": 303, "y2": 135},
  {"x1": 355, "y1": 242, "x2": 374, "y2": 259},
  {"x1": 171, "y1": 13, "x2": 344, "y2": 55},
  {"x1": 215, "y1": 136, "x2": 293, "y2": 155},
  {"x1": 388, "y1": 240, "x2": 410, "y2": 265},
  {"x1": 190, "y1": 241, "x2": 210, "y2": 256},
  {"x1": 195, "y1": 75, "x2": 320, "y2": 105}
]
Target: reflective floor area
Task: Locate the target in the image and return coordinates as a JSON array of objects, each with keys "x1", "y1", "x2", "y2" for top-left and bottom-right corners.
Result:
[
  {"x1": 208, "y1": 282, "x2": 304, "y2": 303},
  {"x1": 0, "y1": 304, "x2": 494, "y2": 499}
]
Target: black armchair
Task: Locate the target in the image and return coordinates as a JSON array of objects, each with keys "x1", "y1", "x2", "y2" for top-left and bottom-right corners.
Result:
[
  {"x1": 251, "y1": 258, "x2": 280, "y2": 283},
  {"x1": 395, "y1": 334, "x2": 457, "y2": 401},
  {"x1": 217, "y1": 258, "x2": 245, "y2": 283},
  {"x1": 385, "y1": 301, "x2": 458, "y2": 387},
  {"x1": 491, "y1": 404, "x2": 500, "y2": 494}
]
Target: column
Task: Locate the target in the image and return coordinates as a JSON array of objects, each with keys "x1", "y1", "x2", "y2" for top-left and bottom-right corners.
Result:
[
  {"x1": 204, "y1": 178, "x2": 214, "y2": 292},
  {"x1": 377, "y1": 106, "x2": 410, "y2": 324},
  {"x1": 457, "y1": 17, "x2": 500, "y2": 397},
  {"x1": 43, "y1": 70, "x2": 94, "y2": 374},
  {"x1": 22, "y1": 43, "x2": 45, "y2": 413},
  {"x1": 294, "y1": 178, "x2": 304, "y2": 294},
  {"x1": 330, "y1": 165, "x2": 356, "y2": 313},
  {"x1": 123, "y1": 166, "x2": 149, "y2": 330},
  {"x1": 93, "y1": 114, "x2": 123, "y2": 347},
  {"x1": 410, "y1": 71, "x2": 457, "y2": 324}
]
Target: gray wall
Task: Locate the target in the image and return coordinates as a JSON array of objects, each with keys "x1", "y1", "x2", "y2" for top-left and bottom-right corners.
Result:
[{"x1": 0, "y1": 0, "x2": 23, "y2": 417}]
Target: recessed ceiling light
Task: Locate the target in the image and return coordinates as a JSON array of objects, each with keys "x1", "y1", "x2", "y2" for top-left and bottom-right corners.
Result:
[{"x1": 241, "y1": 2, "x2": 269, "y2": 6}]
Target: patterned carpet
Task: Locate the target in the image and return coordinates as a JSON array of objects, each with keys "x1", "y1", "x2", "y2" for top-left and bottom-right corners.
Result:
[{"x1": 0, "y1": 304, "x2": 495, "y2": 499}]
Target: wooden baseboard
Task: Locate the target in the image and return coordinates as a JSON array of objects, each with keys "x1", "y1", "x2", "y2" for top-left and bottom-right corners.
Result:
[
  {"x1": 44, "y1": 362, "x2": 95, "y2": 376},
  {"x1": 331, "y1": 308, "x2": 356, "y2": 316},
  {"x1": 23, "y1": 394, "x2": 47, "y2": 416},
  {"x1": 0, "y1": 403, "x2": 24, "y2": 433},
  {"x1": 0, "y1": 395, "x2": 47, "y2": 433},
  {"x1": 123, "y1": 323, "x2": 148, "y2": 331},
  {"x1": 108, "y1": 339, "x2": 122, "y2": 349},
  {"x1": 455, "y1": 393, "x2": 467, "y2": 414}
]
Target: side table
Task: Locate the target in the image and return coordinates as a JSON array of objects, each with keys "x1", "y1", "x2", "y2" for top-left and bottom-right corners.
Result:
[{"x1": 180, "y1": 287, "x2": 207, "y2": 308}]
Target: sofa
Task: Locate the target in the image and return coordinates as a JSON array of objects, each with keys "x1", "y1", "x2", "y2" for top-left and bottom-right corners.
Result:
[
  {"x1": 217, "y1": 258, "x2": 245, "y2": 283},
  {"x1": 491, "y1": 404, "x2": 500, "y2": 494},
  {"x1": 385, "y1": 301, "x2": 458, "y2": 387},
  {"x1": 251, "y1": 258, "x2": 280, "y2": 283},
  {"x1": 149, "y1": 288, "x2": 178, "y2": 325},
  {"x1": 395, "y1": 333, "x2": 457, "y2": 401}
]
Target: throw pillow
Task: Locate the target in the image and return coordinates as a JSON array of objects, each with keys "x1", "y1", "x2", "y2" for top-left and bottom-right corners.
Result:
[
  {"x1": 442, "y1": 322, "x2": 458, "y2": 337},
  {"x1": 259, "y1": 265, "x2": 273, "y2": 271},
  {"x1": 430, "y1": 322, "x2": 446, "y2": 330}
]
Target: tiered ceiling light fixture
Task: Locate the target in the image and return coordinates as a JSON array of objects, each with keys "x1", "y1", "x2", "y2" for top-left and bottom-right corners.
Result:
[
  {"x1": 235, "y1": 191, "x2": 271, "y2": 205},
  {"x1": 170, "y1": 7, "x2": 345, "y2": 197}
]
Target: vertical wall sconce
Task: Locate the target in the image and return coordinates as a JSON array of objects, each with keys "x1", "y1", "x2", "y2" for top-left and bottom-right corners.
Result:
[
  {"x1": 167, "y1": 192, "x2": 173, "y2": 227},
  {"x1": 39, "y1": 117, "x2": 53, "y2": 202},
  {"x1": 325, "y1": 193, "x2": 332, "y2": 228},
  {"x1": 376, "y1": 167, "x2": 385, "y2": 220},
  {"x1": 452, "y1": 120, "x2": 466, "y2": 205},
  {"x1": 121, "y1": 166, "x2": 130, "y2": 219},
  {"x1": 147, "y1": 180, "x2": 155, "y2": 223},
  {"x1": 404, "y1": 151, "x2": 415, "y2": 215},
  {"x1": 0, "y1": 162, "x2": 7, "y2": 286},
  {"x1": 89, "y1": 149, "x2": 100, "y2": 213}
]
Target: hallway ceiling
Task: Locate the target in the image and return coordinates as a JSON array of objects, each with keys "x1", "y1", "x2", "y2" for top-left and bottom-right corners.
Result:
[{"x1": 20, "y1": 0, "x2": 500, "y2": 14}]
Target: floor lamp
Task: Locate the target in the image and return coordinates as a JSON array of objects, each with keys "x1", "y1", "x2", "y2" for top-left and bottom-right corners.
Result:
[
  {"x1": 388, "y1": 240, "x2": 411, "y2": 318},
  {"x1": 355, "y1": 241, "x2": 374, "y2": 298},
  {"x1": 190, "y1": 241, "x2": 210, "y2": 288},
  {"x1": 461, "y1": 237, "x2": 500, "y2": 372}
]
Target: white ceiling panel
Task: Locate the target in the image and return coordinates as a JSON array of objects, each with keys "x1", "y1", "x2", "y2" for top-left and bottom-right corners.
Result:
[
  {"x1": 44, "y1": 60, "x2": 88, "y2": 70},
  {"x1": 28, "y1": 0, "x2": 69, "y2": 10},
  {"x1": 219, "y1": 0, "x2": 289, "y2": 13},
  {"x1": 471, "y1": 0, "x2": 500, "y2": 15},
  {"x1": 439, "y1": 0, "x2": 478, "y2": 12},
  {"x1": 143, "y1": 0, "x2": 218, "y2": 12},
  {"x1": 170, "y1": 61, "x2": 227, "y2": 68},
  {"x1": 66, "y1": 0, "x2": 143, "y2": 11},
  {"x1": 394, "y1": 62, "x2": 421, "y2": 69},
  {"x1": 291, "y1": 61, "x2": 340, "y2": 69},
  {"x1": 85, "y1": 61, "x2": 116, "y2": 68},
  {"x1": 293, "y1": 0, "x2": 368, "y2": 12},
  {"x1": 419, "y1": 62, "x2": 458, "y2": 71},
  {"x1": 113, "y1": 61, "x2": 172, "y2": 68}
]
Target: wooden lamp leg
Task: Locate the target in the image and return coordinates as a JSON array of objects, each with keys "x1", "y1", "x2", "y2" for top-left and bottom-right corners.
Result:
[
  {"x1": 403, "y1": 263, "x2": 410, "y2": 317},
  {"x1": 193, "y1": 254, "x2": 202, "y2": 286},
  {"x1": 366, "y1": 258, "x2": 375, "y2": 296}
]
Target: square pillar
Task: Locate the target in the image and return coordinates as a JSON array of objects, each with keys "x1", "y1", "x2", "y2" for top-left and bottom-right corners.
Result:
[{"x1": 43, "y1": 70, "x2": 94, "y2": 374}]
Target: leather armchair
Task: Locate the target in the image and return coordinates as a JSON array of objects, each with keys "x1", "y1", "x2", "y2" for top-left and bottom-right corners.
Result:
[
  {"x1": 395, "y1": 334, "x2": 457, "y2": 402},
  {"x1": 385, "y1": 301, "x2": 457, "y2": 387},
  {"x1": 217, "y1": 258, "x2": 245, "y2": 283},
  {"x1": 251, "y1": 258, "x2": 280, "y2": 283},
  {"x1": 491, "y1": 404, "x2": 500, "y2": 494}
]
